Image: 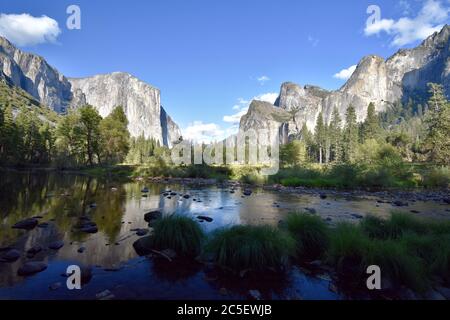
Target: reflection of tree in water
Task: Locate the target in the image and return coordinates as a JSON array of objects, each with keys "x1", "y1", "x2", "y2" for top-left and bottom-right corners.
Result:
[
  {"x1": 207, "y1": 269, "x2": 293, "y2": 299},
  {"x1": 150, "y1": 257, "x2": 202, "y2": 283}
]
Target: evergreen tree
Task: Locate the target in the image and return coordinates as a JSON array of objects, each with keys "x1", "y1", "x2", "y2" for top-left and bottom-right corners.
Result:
[
  {"x1": 362, "y1": 102, "x2": 380, "y2": 142},
  {"x1": 424, "y1": 83, "x2": 450, "y2": 165},
  {"x1": 329, "y1": 107, "x2": 342, "y2": 163},
  {"x1": 342, "y1": 105, "x2": 359, "y2": 163},
  {"x1": 314, "y1": 112, "x2": 326, "y2": 164}
]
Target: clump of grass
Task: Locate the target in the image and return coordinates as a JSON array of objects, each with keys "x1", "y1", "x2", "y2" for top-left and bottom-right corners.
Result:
[
  {"x1": 327, "y1": 223, "x2": 370, "y2": 283},
  {"x1": 388, "y1": 212, "x2": 429, "y2": 238},
  {"x1": 205, "y1": 225, "x2": 295, "y2": 272},
  {"x1": 360, "y1": 215, "x2": 391, "y2": 239},
  {"x1": 151, "y1": 215, "x2": 205, "y2": 256},
  {"x1": 286, "y1": 213, "x2": 329, "y2": 260},
  {"x1": 366, "y1": 239, "x2": 428, "y2": 292}
]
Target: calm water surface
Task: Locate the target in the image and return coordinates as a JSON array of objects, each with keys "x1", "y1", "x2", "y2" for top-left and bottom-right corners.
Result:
[{"x1": 0, "y1": 171, "x2": 448, "y2": 300}]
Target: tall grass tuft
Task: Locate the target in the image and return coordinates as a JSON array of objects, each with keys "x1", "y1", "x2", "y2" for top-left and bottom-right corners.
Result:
[
  {"x1": 151, "y1": 215, "x2": 205, "y2": 256},
  {"x1": 205, "y1": 225, "x2": 295, "y2": 272},
  {"x1": 286, "y1": 213, "x2": 329, "y2": 260}
]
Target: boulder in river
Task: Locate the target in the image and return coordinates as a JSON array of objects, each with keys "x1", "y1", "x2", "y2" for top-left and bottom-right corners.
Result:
[
  {"x1": 320, "y1": 194, "x2": 328, "y2": 199},
  {"x1": 17, "y1": 261, "x2": 47, "y2": 276},
  {"x1": 243, "y1": 190, "x2": 252, "y2": 196},
  {"x1": 183, "y1": 194, "x2": 191, "y2": 199},
  {"x1": 12, "y1": 218, "x2": 39, "y2": 230}
]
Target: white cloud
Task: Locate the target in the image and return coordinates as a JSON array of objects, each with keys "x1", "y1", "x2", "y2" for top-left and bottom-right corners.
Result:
[
  {"x1": 257, "y1": 75, "x2": 270, "y2": 85},
  {"x1": 182, "y1": 121, "x2": 240, "y2": 144},
  {"x1": 364, "y1": 0, "x2": 449, "y2": 46},
  {"x1": 333, "y1": 65, "x2": 357, "y2": 80},
  {"x1": 223, "y1": 108, "x2": 249, "y2": 123},
  {"x1": 0, "y1": 13, "x2": 61, "y2": 46},
  {"x1": 223, "y1": 92, "x2": 278, "y2": 123}
]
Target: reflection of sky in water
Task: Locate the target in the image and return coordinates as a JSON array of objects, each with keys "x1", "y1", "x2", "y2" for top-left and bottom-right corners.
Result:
[{"x1": 0, "y1": 171, "x2": 448, "y2": 298}]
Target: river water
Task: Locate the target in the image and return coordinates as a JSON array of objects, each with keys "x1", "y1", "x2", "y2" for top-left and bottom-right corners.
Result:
[{"x1": 0, "y1": 171, "x2": 448, "y2": 300}]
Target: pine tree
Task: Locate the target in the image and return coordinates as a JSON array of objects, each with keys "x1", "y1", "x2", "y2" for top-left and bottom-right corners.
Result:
[
  {"x1": 343, "y1": 105, "x2": 359, "y2": 163},
  {"x1": 329, "y1": 107, "x2": 342, "y2": 163},
  {"x1": 362, "y1": 102, "x2": 380, "y2": 142},
  {"x1": 100, "y1": 106, "x2": 130, "y2": 164},
  {"x1": 424, "y1": 83, "x2": 450, "y2": 165},
  {"x1": 314, "y1": 112, "x2": 326, "y2": 164}
]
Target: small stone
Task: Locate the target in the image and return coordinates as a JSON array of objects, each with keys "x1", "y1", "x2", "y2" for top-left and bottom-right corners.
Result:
[
  {"x1": 12, "y1": 218, "x2": 39, "y2": 230},
  {"x1": 320, "y1": 194, "x2": 328, "y2": 199},
  {"x1": 80, "y1": 226, "x2": 98, "y2": 234},
  {"x1": 96, "y1": 289, "x2": 114, "y2": 300},
  {"x1": 183, "y1": 194, "x2": 190, "y2": 199},
  {"x1": 48, "y1": 240, "x2": 64, "y2": 250},
  {"x1": 136, "y1": 229, "x2": 149, "y2": 236},
  {"x1": 243, "y1": 189, "x2": 252, "y2": 196},
  {"x1": 141, "y1": 187, "x2": 149, "y2": 193},
  {"x1": 1, "y1": 249, "x2": 21, "y2": 262},
  {"x1": 248, "y1": 290, "x2": 262, "y2": 300},
  {"x1": 77, "y1": 247, "x2": 86, "y2": 253},
  {"x1": 17, "y1": 261, "x2": 47, "y2": 276},
  {"x1": 197, "y1": 216, "x2": 213, "y2": 222},
  {"x1": 351, "y1": 214, "x2": 364, "y2": 219}
]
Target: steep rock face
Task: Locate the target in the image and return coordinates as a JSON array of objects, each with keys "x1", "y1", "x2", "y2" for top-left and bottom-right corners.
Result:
[
  {"x1": 242, "y1": 25, "x2": 450, "y2": 139},
  {"x1": 69, "y1": 73, "x2": 181, "y2": 147},
  {"x1": 239, "y1": 100, "x2": 291, "y2": 144},
  {"x1": 0, "y1": 37, "x2": 72, "y2": 113},
  {"x1": 0, "y1": 36, "x2": 181, "y2": 147}
]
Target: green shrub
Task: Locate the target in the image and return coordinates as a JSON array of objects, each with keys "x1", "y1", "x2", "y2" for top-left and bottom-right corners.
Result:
[
  {"x1": 422, "y1": 166, "x2": 450, "y2": 188},
  {"x1": 151, "y1": 215, "x2": 205, "y2": 256},
  {"x1": 388, "y1": 212, "x2": 429, "y2": 238},
  {"x1": 205, "y1": 225, "x2": 295, "y2": 272},
  {"x1": 286, "y1": 213, "x2": 329, "y2": 259}
]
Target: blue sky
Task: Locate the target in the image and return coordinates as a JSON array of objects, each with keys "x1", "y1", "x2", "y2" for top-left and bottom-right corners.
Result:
[{"x1": 1, "y1": 0, "x2": 449, "y2": 141}]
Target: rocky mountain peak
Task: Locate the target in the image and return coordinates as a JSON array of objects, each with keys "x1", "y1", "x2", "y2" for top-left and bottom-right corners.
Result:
[
  {"x1": 240, "y1": 25, "x2": 450, "y2": 140},
  {"x1": 0, "y1": 36, "x2": 181, "y2": 147}
]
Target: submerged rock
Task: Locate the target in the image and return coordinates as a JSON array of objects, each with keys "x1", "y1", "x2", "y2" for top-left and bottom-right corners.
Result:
[
  {"x1": 132, "y1": 236, "x2": 153, "y2": 256},
  {"x1": 12, "y1": 218, "x2": 39, "y2": 230},
  {"x1": 144, "y1": 210, "x2": 162, "y2": 223},
  {"x1": 17, "y1": 261, "x2": 47, "y2": 276}
]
